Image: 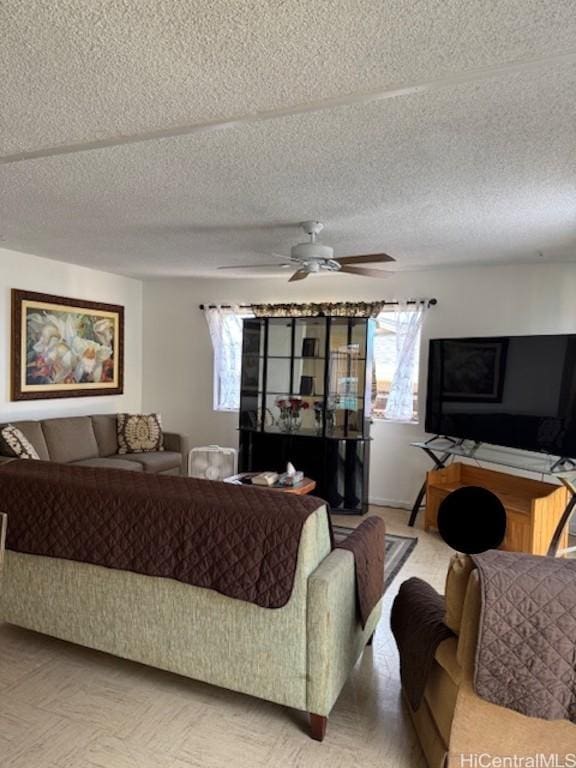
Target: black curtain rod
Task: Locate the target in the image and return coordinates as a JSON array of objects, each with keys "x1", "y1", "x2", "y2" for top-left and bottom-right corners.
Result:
[{"x1": 199, "y1": 298, "x2": 437, "y2": 310}]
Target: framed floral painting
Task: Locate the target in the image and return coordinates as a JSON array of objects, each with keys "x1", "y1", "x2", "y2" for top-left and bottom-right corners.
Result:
[{"x1": 11, "y1": 289, "x2": 124, "y2": 400}]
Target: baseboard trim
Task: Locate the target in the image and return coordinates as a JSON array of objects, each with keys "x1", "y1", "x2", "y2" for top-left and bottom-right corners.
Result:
[{"x1": 369, "y1": 497, "x2": 414, "y2": 511}]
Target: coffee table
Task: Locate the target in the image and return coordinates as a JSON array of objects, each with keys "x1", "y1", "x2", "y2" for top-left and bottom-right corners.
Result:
[{"x1": 224, "y1": 472, "x2": 316, "y2": 495}]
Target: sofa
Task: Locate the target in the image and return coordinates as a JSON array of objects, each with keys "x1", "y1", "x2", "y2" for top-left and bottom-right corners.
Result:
[
  {"x1": 400, "y1": 554, "x2": 576, "y2": 767},
  {"x1": 0, "y1": 414, "x2": 189, "y2": 475},
  {"x1": 0, "y1": 503, "x2": 382, "y2": 740}
]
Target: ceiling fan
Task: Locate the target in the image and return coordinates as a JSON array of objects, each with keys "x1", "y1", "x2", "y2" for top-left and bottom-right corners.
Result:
[{"x1": 217, "y1": 221, "x2": 395, "y2": 281}]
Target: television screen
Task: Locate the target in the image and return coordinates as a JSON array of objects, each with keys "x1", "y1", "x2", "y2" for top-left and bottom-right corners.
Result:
[{"x1": 425, "y1": 335, "x2": 576, "y2": 457}]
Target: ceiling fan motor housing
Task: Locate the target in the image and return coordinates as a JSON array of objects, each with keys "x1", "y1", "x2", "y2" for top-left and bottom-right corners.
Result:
[{"x1": 291, "y1": 242, "x2": 335, "y2": 262}]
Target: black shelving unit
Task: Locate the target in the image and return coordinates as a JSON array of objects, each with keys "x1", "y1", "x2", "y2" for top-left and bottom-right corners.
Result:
[{"x1": 238, "y1": 316, "x2": 375, "y2": 514}]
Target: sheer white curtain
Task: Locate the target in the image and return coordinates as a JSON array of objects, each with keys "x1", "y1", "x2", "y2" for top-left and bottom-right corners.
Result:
[
  {"x1": 204, "y1": 306, "x2": 249, "y2": 411},
  {"x1": 383, "y1": 302, "x2": 426, "y2": 421}
]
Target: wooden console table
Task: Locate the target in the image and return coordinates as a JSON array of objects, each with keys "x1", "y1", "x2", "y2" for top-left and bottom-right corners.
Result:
[
  {"x1": 425, "y1": 463, "x2": 568, "y2": 556},
  {"x1": 224, "y1": 472, "x2": 316, "y2": 495},
  {"x1": 409, "y1": 440, "x2": 576, "y2": 556}
]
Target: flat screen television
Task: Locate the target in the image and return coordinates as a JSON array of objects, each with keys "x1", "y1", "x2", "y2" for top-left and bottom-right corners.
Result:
[{"x1": 426, "y1": 335, "x2": 576, "y2": 457}]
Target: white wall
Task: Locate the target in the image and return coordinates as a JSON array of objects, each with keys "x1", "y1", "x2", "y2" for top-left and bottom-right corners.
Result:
[
  {"x1": 5, "y1": 247, "x2": 573, "y2": 526},
  {"x1": 142, "y1": 262, "x2": 576, "y2": 509},
  {"x1": 0, "y1": 247, "x2": 143, "y2": 421}
]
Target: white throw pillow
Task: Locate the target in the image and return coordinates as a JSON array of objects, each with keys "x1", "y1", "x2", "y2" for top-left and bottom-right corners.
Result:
[{"x1": 0, "y1": 425, "x2": 40, "y2": 460}]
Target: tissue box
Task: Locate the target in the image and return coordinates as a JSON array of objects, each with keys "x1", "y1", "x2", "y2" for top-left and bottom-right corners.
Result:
[{"x1": 279, "y1": 471, "x2": 304, "y2": 487}]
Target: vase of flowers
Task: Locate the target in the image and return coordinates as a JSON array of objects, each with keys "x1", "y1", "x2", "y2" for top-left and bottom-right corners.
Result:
[
  {"x1": 325, "y1": 395, "x2": 340, "y2": 434},
  {"x1": 313, "y1": 400, "x2": 323, "y2": 434},
  {"x1": 276, "y1": 397, "x2": 309, "y2": 432}
]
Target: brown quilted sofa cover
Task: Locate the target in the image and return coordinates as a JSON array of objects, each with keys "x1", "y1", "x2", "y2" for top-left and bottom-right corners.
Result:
[
  {"x1": 471, "y1": 549, "x2": 576, "y2": 722},
  {"x1": 0, "y1": 460, "x2": 323, "y2": 609},
  {"x1": 399, "y1": 554, "x2": 576, "y2": 768}
]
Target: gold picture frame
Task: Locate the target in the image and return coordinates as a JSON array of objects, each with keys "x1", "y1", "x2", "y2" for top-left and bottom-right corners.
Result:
[{"x1": 11, "y1": 289, "x2": 124, "y2": 401}]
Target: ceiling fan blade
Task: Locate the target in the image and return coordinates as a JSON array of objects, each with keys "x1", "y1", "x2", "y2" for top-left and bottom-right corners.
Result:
[
  {"x1": 289, "y1": 270, "x2": 309, "y2": 282},
  {"x1": 217, "y1": 263, "x2": 291, "y2": 270},
  {"x1": 340, "y1": 266, "x2": 393, "y2": 278},
  {"x1": 271, "y1": 252, "x2": 302, "y2": 263},
  {"x1": 336, "y1": 253, "x2": 395, "y2": 265}
]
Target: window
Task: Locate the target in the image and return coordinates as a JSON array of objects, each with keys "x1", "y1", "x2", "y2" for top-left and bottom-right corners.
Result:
[
  {"x1": 204, "y1": 307, "x2": 253, "y2": 411},
  {"x1": 371, "y1": 309, "x2": 423, "y2": 422},
  {"x1": 207, "y1": 305, "x2": 424, "y2": 418}
]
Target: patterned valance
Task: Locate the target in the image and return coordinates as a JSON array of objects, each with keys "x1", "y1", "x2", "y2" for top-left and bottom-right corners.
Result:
[{"x1": 250, "y1": 300, "x2": 433, "y2": 318}]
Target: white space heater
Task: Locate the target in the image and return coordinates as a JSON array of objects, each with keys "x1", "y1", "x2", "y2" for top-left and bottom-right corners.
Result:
[{"x1": 188, "y1": 445, "x2": 238, "y2": 481}]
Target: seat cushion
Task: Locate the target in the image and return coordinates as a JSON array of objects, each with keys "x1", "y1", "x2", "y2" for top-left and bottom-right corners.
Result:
[
  {"x1": 118, "y1": 451, "x2": 181, "y2": 473},
  {"x1": 70, "y1": 458, "x2": 143, "y2": 472},
  {"x1": 42, "y1": 417, "x2": 100, "y2": 464},
  {"x1": 0, "y1": 421, "x2": 50, "y2": 461},
  {"x1": 91, "y1": 415, "x2": 119, "y2": 457}
]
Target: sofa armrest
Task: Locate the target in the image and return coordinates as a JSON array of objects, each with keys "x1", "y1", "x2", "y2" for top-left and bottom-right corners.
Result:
[
  {"x1": 306, "y1": 548, "x2": 382, "y2": 717},
  {"x1": 444, "y1": 554, "x2": 474, "y2": 634},
  {"x1": 0, "y1": 513, "x2": 6, "y2": 570},
  {"x1": 456, "y1": 569, "x2": 482, "y2": 679},
  {"x1": 0, "y1": 511, "x2": 7, "y2": 592},
  {"x1": 162, "y1": 432, "x2": 192, "y2": 474}
]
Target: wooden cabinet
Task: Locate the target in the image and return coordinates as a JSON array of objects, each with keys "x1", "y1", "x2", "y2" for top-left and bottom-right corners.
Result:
[{"x1": 425, "y1": 463, "x2": 569, "y2": 555}]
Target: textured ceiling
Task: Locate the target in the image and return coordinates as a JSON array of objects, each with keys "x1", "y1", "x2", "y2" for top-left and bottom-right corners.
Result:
[{"x1": 1, "y1": 0, "x2": 575, "y2": 277}]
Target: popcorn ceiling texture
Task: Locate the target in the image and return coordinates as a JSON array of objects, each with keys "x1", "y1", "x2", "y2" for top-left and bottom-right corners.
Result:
[
  {"x1": 2, "y1": 0, "x2": 575, "y2": 155},
  {"x1": 0, "y1": 0, "x2": 575, "y2": 276}
]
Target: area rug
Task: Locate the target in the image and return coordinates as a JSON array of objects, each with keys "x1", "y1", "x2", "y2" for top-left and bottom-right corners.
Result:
[{"x1": 332, "y1": 525, "x2": 418, "y2": 593}]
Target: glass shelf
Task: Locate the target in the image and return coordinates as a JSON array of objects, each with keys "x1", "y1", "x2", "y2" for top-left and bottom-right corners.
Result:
[
  {"x1": 261, "y1": 426, "x2": 323, "y2": 437},
  {"x1": 239, "y1": 425, "x2": 371, "y2": 442},
  {"x1": 265, "y1": 355, "x2": 326, "y2": 361},
  {"x1": 411, "y1": 439, "x2": 576, "y2": 479},
  {"x1": 265, "y1": 392, "x2": 324, "y2": 397},
  {"x1": 296, "y1": 355, "x2": 326, "y2": 360},
  {"x1": 327, "y1": 393, "x2": 365, "y2": 400}
]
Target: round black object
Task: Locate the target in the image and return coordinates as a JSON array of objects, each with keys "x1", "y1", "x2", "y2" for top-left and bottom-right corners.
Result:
[{"x1": 437, "y1": 486, "x2": 506, "y2": 554}]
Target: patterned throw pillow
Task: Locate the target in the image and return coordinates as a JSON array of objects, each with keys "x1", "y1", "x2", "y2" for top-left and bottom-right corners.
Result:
[
  {"x1": 0, "y1": 425, "x2": 40, "y2": 460},
  {"x1": 117, "y1": 414, "x2": 164, "y2": 454}
]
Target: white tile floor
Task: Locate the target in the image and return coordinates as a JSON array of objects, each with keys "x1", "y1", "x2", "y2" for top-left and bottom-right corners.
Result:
[{"x1": 0, "y1": 507, "x2": 453, "y2": 768}]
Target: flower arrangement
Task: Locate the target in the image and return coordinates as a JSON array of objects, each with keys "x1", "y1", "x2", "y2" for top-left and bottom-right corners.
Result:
[
  {"x1": 276, "y1": 397, "x2": 309, "y2": 432},
  {"x1": 276, "y1": 397, "x2": 310, "y2": 413},
  {"x1": 313, "y1": 400, "x2": 323, "y2": 433}
]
